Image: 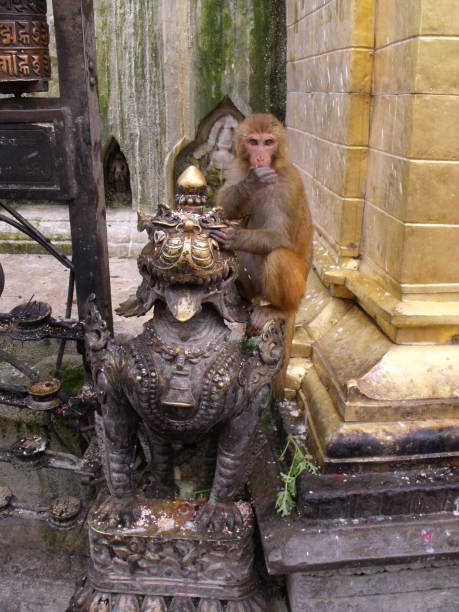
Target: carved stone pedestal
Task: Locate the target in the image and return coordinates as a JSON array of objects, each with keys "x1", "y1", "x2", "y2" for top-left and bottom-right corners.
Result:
[{"x1": 68, "y1": 497, "x2": 266, "y2": 611}]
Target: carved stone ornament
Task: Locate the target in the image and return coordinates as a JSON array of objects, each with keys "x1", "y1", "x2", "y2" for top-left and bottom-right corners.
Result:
[{"x1": 70, "y1": 166, "x2": 285, "y2": 610}]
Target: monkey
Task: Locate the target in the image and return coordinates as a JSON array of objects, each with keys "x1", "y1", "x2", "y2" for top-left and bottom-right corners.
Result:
[{"x1": 211, "y1": 113, "x2": 312, "y2": 338}]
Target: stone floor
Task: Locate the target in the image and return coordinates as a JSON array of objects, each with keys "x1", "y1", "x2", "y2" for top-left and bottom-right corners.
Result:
[{"x1": 0, "y1": 253, "x2": 149, "y2": 338}]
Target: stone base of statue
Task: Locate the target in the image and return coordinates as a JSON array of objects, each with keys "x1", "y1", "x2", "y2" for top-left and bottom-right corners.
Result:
[{"x1": 68, "y1": 496, "x2": 266, "y2": 611}]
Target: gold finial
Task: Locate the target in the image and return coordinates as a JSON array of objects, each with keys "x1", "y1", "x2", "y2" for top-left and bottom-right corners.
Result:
[{"x1": 177, "y1": 166, "x2": 207, "y2": 192}]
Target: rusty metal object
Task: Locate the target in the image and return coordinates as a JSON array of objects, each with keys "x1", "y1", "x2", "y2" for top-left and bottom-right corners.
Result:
[
  {"x1": 0, "y1": 0, "x2": 51, "y2": 95},
  {"x1": 26, "y1": 376, "x2": 61, "y2": 410},
  {"x1": 9, "y1": 300, "x2": 51, "y2": 326},
  {"x1": 0, "y1": 485, "x2": 12, "y2": 510},
  {"x1": 49, "y1": 495, "x2": 81, "y2": 527},
  {"x1": 10, "y1": 433, "x2": 47, "y2": 461}
]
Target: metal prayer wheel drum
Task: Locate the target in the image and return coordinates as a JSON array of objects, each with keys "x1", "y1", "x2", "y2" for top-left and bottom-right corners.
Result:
[{"x1": 0, "y1": 0, "x2": 51, "y2": 95}]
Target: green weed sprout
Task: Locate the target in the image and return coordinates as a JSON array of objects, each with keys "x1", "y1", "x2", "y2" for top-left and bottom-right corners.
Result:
[{"x1": 275, "y1": 434, "x2": 319, "y2": 517}]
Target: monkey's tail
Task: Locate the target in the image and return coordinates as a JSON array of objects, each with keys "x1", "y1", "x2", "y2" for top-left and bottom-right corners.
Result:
[{"x1": 263, "y1": 248, "x2": 308, "y2": 313}]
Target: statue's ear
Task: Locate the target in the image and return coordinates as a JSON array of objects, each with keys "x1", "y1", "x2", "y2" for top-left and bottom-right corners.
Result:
[{"x1": 137, "y1": 210, "x2": 153, "y2": 233}]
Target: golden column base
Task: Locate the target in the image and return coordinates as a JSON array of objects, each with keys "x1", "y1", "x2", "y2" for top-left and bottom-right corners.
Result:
[{"x1": 287, "y1": 269, "x2": 459, "y2": 473}]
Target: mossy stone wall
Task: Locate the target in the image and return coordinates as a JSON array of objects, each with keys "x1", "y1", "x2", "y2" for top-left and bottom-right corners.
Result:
[{"x1": 94, "y1": 0, "x2": 286, "y2": 212}]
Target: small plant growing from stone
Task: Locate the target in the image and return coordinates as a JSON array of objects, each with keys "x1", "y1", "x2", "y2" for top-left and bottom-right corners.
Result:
[{"x1": 276, "y1": 435, "x2": 319, "y2": 517}]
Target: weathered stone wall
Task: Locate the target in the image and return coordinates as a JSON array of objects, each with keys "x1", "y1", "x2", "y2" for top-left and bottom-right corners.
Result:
[
  {"x1": 94, "y1": 0, "x2": 286, "y2": 212},
  {"x1": 361, "y1": 0, "x2": 459, "y2": 299}
]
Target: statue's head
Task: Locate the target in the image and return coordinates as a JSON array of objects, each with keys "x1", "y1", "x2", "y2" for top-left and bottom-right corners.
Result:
[{"x1": 117, "y1": 167, "x2": 247, "y2": 323}]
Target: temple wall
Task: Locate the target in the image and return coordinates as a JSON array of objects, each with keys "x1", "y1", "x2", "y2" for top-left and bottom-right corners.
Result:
[
  {"x1": 361, "y1": 0, "x2": 459, "y2": 300},
  {"x1": 286, "y1": 0, "x2": 459, "y2": 342},
  {"x1": 286, "y1": 0, "x2": 375, "y2": 263},
  {"x1": 284, "y1": 1, "x2": 459, "y2": 477},
  {"x1": 94, "y1": 0, "x2": 286, "y2": 212}
]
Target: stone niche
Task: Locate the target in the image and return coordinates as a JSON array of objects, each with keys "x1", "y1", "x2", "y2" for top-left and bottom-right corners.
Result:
[
  {"x1": 174, "y1": 99, "x2": 244, "y2": 208},
  {"x1": 103, "y1": 137, "x2": 132, "y2": 208}
]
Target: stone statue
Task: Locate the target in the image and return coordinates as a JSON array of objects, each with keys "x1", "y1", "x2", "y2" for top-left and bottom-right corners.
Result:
[{"x1": 70, "y1": 167, "x2": 284, "y2": 609}]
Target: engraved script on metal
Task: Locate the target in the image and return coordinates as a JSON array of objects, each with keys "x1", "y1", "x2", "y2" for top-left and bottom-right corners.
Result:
[{"x1": 0, "y1": 0, "x2": 50, "y2": 82}]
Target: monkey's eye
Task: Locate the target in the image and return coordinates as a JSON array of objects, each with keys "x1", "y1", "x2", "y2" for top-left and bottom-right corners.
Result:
[
  {"x1": 248, "y1": 138, "x2": 258, "y2": 146},
  {"x1": 265, "y1": 138, "x2": 275, "y2": 146}
]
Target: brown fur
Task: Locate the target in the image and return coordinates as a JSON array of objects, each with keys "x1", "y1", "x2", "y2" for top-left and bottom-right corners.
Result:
[
  {"x1": 263, "y1": 248, "x2": 307, "y2": 313},
  {"x1": 216, "y1": 114, "x2": 313, "y2": 399},
  {"x1": 217, "y1": 113, "x2": 312, "y2": 316}
]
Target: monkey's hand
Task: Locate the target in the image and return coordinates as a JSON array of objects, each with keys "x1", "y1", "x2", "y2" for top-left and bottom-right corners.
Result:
[
  {"x1": 247, "y1": 304, "x2": 284, "y2": 337},
  {"x1": 241, "y1": 166, "x2": 277, "y2": 194},
  {"x1": 210, "y1": 225, "x2": 237, "y2": 250}
]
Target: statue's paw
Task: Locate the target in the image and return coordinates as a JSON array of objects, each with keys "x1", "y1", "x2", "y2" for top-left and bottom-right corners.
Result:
[
  {"x1": 198, "y1": 499, "x2": 243, "y2": 533},
  {"x1": 93, "y1": 495, "x2": 140, "y2": 529}
]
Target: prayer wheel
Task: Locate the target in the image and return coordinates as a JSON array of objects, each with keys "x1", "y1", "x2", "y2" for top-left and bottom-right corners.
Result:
[{"x1": 0, "y1": 0, "x2": 51, "y2": 94}]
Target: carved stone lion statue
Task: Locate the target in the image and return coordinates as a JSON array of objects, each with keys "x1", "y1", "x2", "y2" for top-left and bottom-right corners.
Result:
[{"x1": 85, "y1": 167, "x2": 284, "y2": 532}]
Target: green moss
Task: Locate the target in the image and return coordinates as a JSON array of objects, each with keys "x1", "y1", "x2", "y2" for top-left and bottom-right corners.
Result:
[
  {"x1": 94, "y1": 0, "x2": 111, "y2": 144},
  {"x1": 197, "y1": 0, "x2": 234, "y2": 120},
  {"x1": 196, "y1": 0, "x2": 286, "y2": 123},
  {"x1": 0, "y1": 241, "x2": 72, "y2": 256},
  {"x1": 249, "y1": 0, "x2": 287, "y2": 120},
  {"x1": 60, "y1": 365, "x2": 85, "y2": 397},
  {"x1": 249, "y1": 1, "x2": 270, "y2": 112},
  {"x1": 239, "y1": 336, "x2": 257, "y2": 357}
]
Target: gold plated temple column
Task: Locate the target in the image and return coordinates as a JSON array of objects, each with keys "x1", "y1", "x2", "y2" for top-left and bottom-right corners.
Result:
[{"x1": 285, "y1": 0, "x2": 459, "y2": 468}]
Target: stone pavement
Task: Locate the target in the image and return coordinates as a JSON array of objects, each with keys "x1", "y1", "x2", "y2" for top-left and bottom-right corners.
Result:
[{"x1": 0, "y1": 253, "x2": 149, "y2": 338}]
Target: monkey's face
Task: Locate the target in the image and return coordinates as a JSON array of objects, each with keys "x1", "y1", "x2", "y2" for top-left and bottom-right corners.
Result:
[{"x1": 244, "y1": 132, "x2": 278, "y2": 168}]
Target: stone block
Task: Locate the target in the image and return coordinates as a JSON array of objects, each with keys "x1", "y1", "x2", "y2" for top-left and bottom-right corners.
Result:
[
  {"x1": 351, "y1": 0, "x2": 376, "y2": 48},
  {"x1": 366, "y1": 151, "x2": 459, "y2": 225},
  {"x1": 416, "y1": 38, "x2": 459, "y2": 94},
  {"x1": 291, "y1": 327, "x2": 312, "y2": 358},
  {"x1": 369, "y1": 94, "x2": 414, "y2": 158},
  {"x1": 287, "y1": 0, "x2": 327, "y2": 29},
  {"x1": 411, "y1": 95, "x2": 459, "y2": 159},
  {"x1": 375, "y1": 0, "x2": 422, "y2": 48},
  {"x1": 361, "y1": 203, "x2": 405, "y2": 283},
  {"x1": 284, "y1": 388, "x2": 298, "y2": 401},
  {"x1": 286, "y1": 92, "x2": 370, "y2": 146},
  {"x1": 287, "y1": 49, "x2": 373, "y2": 94},
  {"x1": 406, "y1": 160, "x2": 459, "y2": 224},
  {"x1": 421, "y1": 0, "x2": 459, "y2": 35},
  {"x1": 288, "y1": 564, "x2": 459, "y2": 612},
  {"x1": 362, "y1": 208, "x2": 459, "y2": 288},
  {"x1": 285, "y1": 358, "x2": 310, "y2": 391},
  {"x1": 373, "y1": 39, "x2": 418, "y2": 94},
  {"x1": 299, "y1": 166, "x2": 364, "y2": 256},
  {"x1": 294, "y1": 0, "x2": 367, "y2": 59},
  {"x1": 290, "y1": 131, "x2": 367, "y2": 198},
  {"x1": 401, "y1": 225, "x2": 459, "y2": 285},
  {"x1": 365, "y1": 149, "x2": 410, "y2": 222}
]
